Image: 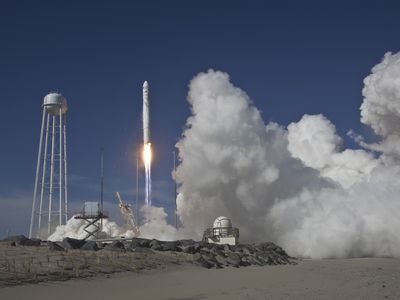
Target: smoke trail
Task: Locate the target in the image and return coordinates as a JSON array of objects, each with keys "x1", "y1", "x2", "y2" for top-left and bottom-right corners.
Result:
[
  {"x1": 173, "y1": 52, "x2": 400, "y2": 258},
  {"x1": 143, "y1": 142, "x2": 152, "y2": 205}
]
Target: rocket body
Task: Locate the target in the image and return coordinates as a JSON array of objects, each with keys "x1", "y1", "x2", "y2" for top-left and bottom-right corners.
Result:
[
  {"x1": 143, "y1": 81, "x2": 150, "y2": 144},
  {"x1": 142, "y1": 80, "x2": 152, "y2": 206}
]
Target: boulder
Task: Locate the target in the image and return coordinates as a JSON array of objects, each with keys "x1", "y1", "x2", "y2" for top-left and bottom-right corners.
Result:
[
  {"x1": 215, "y1": 254, "x2": 228, "y2": 266},
  {"x1": 240, "y1": 257, "x2": 251, "y2": 266},
  {"x1": 192, "y1": 252, "x2": 202, "y2": 261},
  {"x1": 62, "y1": 237, "x2": 85, "y2": 249},
  {"x1": 247, "y1": 255, "x2": 263, "y2": 266},
  {"x1": 161, "y1": 241, "x2": 179, "y2": 251},
  {"x1": 197, "y1": 256, "x2": 219, "y2": 269},
  {"x1": 104, "y1": 241, "x2": 125, "y2": 252},
  {"x1": 149, "y1": 239, "x2": 162, "y2": 250},
  {"x1": 180, "y1": 244, "x2": 201, "y2": 254},
  {"x1": 130, "y1": 238, "x2": 151, "y2": 248},
  {"x1": 81, "y1": 241, "x2": 99, "y2": 251},
  {"x1": 226, "y1": 253, "x2": 241, "y2": 267},
  {"x1": 179, "y1": 239, "x2": 196, "y2": 246},
  {"x1": 19, "y1": 238, "x2": 41, "y2": 246},
  {"x1": 48, "y1": 241, "x2": 65, "y2": 251}
]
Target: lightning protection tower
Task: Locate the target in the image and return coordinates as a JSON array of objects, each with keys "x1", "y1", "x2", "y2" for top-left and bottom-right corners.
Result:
[{"x1": 29, "y1": 93, "x2": 68, "y2": 239}]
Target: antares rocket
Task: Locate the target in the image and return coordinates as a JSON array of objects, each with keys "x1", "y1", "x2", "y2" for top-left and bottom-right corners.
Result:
[
  {"x1": 143, "y1": 81, "x2": 150, "y2": 144},
  {"x1": 142, "y1": 80, "x2": 152, "y2": 206}
]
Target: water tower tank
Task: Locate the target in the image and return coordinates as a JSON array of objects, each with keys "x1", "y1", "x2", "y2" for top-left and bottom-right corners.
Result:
[{"x1": 43, "y1": 93, "x2": 68, "y2": 116}]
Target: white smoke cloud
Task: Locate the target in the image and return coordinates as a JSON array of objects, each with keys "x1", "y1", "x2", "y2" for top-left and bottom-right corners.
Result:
[
  {"x1": 174, "y1": 55, "x2": 400, "y2": 258},
  {"x1": 48, "y1": 216, "x2": 134, "y2": 241},
  {"x1": 48, "y1": 205, "x2": 189, "y2": 242},
  {"x1": 175, "y1": 70, "x2": 331, "y2": 242},
  {"x1": 287, "y1": 114, "x2": 378, "y2": 188},
  {"x1": 360, "y1": 52, "x2": 400, "y2": 155},
  {"x1": 139, "y1": 205, "x2": 188, "y2": 240}
]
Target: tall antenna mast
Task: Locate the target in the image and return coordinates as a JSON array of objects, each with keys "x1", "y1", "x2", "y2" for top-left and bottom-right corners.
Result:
[
  {"x1": 100, "y1": 147, "x2": 104, "y2": 235},
  {"x1": 173, "y1": 150, "x2": 178, "y2": 229},
  {"x1": 100, "y1": 147, "x2": 104, "y2": 213}
]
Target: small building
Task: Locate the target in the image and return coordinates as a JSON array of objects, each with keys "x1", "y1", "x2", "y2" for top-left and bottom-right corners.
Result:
[{"x1": 203, "y1": 216, "x2": 239, "y2": 246}]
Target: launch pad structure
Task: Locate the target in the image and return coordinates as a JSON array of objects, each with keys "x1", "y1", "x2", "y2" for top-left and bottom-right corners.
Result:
[
  {"x1": 74, "y1": 148, "x2": 109, "y2": 240},
  {"x1": 74, "y1": 202, "x2": 108, "y2": 240}
]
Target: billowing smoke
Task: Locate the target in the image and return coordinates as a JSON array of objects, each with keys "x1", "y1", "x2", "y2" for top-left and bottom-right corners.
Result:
[
  {"x1": 48, "y1": 217, "x2": 138, "y2": 241},
  {"x1": 48, "y1": 205, "x2": 184, "y2": 242},
  {"x1": 174, "y1": 51, "x2": 400, "y2": 258},
  {"x1": 360, "y1": 52, "x2": 400, "y2": 155}
]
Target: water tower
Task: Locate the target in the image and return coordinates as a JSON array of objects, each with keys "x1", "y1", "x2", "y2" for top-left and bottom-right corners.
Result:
[{"x1": 29, "y1": 93, "x2": 68, "y2": 239}]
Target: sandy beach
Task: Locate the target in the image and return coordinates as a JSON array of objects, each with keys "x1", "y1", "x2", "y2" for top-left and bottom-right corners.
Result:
[{"x1": 1, "y1": 257, "x2": 399, "y2": 300}]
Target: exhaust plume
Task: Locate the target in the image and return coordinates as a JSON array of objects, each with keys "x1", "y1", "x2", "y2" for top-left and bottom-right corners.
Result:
[{"x1": 174, "y1": 52, "x2": 400, "y2": 258}]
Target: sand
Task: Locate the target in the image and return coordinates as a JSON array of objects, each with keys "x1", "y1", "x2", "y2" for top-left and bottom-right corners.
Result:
[{"x1": 1, "y1": 257, "x2": 400, "y2": 299}]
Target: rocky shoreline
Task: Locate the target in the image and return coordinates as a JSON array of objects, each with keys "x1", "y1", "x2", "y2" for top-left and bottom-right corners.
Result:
[{"x1": 0, "y1": 235, "x2": 294, "y2": 287}]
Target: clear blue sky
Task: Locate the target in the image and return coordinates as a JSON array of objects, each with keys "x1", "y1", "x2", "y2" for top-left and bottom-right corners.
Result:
[{"x1": 1, "y1": 0, "x2": 400, "y2": 235}]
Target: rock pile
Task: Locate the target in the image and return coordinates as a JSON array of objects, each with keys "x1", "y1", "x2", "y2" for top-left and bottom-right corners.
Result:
[
  {"x1": 4, "y1": 235, "x2": 41, "y2": 247},
  {"x1": 3, "y1": 236, "x2": 292, "y2": 269},
  {"x1": 46, "y1": 237, "x2": 292, "y2": 268}
]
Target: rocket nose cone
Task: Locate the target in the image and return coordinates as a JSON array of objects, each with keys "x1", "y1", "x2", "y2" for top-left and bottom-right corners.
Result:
[{"x1": 143, "y1": 81, "x2": 148, "y2": 88}]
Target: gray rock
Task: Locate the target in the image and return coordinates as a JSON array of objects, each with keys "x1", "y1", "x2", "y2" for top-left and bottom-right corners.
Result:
[
  {"x1": 81, "y1": 241, "x2": 99, "y2": 251},
  {"x1": 149, "y1": 239, "x2": 162, "y2": 250},
  {"x1": 130, "y1": 238, "x2": 151, "y2": 248},
  {"x1": 240, "y1": 257, "x2": 251, "y2": 266},
  {"x1": 199, "y1": 247, "x2": 211, "y2": 254},
  {"x1": 192, "y1": 252, "x2": 202, "y2": 261},
  {"x1": 201, "y1": 252, "x2": 215, "y2": 261},
  {"x1": 198, "y1": 258, "x2": 214, "y2": 269},
  {"x1": 248, "y1": 255, "x2": 263, "y2": 266},
  {"x1": 180, "y1": 243, "x2": 201, "y2": 254},
  {"x1": 224, "y1": 244, "x2": 233, "y2": 252},
  {"x1": 104, "y1": 241, "x2": 125, "y2": 252},
  {"x1": 48, "y1": 241, "x2": 65, "y2": 251},
  {"x1": 197, "y1": 256, "x2": 220, "y2": 269},
  {"x1": 226, "y1": 253, "x2": 241, "y2": 267},
  {"x1": 62, "y1": 237, "x2": 85, "y2": 249},
  {"x1": 179, "y1": 239, "x2": 196, "y2": 246},
  {"x1": 161, "y1": 241, "x2": 179, "y2": 251},
  {"x1": 242, "y1": 246, "x2": 254, "y2": 255},
  {"x1": 215, "y1": 254, "x2": 228, "y2": 266},
  {"x1": 19, "y1": 238, "x2": 41, "y2": 246}
]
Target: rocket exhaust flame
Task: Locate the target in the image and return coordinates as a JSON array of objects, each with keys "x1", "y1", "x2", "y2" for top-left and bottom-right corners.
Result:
[{"x1": 143, "y1": 142, "x2": 152, "y2": 206}]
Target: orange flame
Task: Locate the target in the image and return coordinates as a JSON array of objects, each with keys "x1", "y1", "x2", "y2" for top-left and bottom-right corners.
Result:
[{"x1": 143, "y1": 142, "x2": 152, "y2": 167}]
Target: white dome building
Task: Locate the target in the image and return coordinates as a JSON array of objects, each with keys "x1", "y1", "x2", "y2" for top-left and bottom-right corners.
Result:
[{"x1": 203, "y1": 216, "x2": 239, "y2": 246}]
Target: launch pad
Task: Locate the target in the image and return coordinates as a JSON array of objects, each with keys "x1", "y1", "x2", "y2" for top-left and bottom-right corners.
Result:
[{"x1": 74, "y1": 202, "x2": 108, "y2": 240}]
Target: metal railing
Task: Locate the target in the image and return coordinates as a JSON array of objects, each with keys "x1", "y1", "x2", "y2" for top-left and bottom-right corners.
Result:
[{"x1": 203, "y1": 227, "x2": 239, "y2": 239}]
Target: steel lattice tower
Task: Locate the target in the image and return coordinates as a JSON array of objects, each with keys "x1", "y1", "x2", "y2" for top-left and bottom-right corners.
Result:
[{"x1": 29, "y1": 93, "x2": 68, "y2": 239}]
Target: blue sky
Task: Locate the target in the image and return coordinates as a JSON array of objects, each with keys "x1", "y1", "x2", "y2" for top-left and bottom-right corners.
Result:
[{"x1": 1, "y1": 0, "x2": 400, "y2": 236}]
